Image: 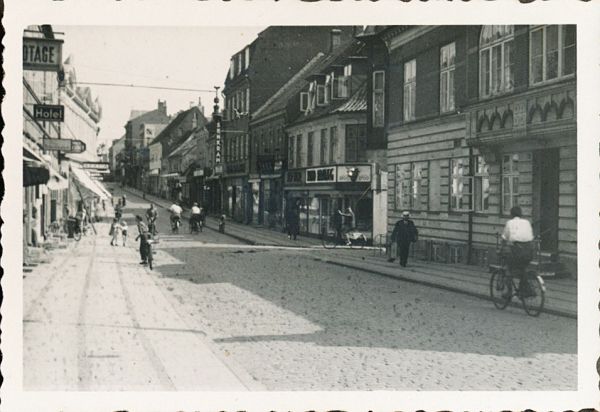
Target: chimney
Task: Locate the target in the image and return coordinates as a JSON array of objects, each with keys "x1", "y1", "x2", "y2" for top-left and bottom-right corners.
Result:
[
  {"x1": 330, "y1": 29, "x2": 342, "y2": 53},
  {"x1": 157, "y1": 99, "x2": 167, "y2": 115}
]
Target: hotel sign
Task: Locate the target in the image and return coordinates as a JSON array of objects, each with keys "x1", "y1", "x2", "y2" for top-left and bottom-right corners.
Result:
[
  {"x1": 23, "y1": 37, "x2": 63, "y2": 71},
  {"x1": 306, "y1": 166, "x2": 336, "y2": 184},
  {"x1": 33, "y1": 104, "x2": 64, "y2": 122}
]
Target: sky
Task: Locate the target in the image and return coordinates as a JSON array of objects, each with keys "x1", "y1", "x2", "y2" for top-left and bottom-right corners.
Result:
[{"x1": 55, "y1": 26, "x2": 266, "y2": 145}]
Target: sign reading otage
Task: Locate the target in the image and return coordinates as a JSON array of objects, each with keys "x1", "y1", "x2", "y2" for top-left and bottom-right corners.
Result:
[{"x1": 23, "y1": 37, "x2": 63, "y2": 71}]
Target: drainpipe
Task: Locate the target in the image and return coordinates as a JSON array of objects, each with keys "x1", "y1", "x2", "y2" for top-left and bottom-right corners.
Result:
[{"x1": 467, "y1": 145, "x2": 474, "y2": 265}]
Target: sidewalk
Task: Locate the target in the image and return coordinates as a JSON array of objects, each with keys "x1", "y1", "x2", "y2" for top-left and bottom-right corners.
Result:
[{"x1": 123, "y1": 187, "x2": 577, "y2": 319}]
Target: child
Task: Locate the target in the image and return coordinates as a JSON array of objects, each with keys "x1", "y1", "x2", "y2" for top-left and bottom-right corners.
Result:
[
  {"x1": 120, "y1": 219, "x2": 128, "y2": 246},
  {"x1": 110, "y1": 218, "x2": 121, "y2": 246}
]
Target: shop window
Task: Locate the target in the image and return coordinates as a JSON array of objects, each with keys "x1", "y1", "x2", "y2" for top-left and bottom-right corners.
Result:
[
  {"x1": 480, "y1": 25, "x2": 514, "y2": 98},
  {"x1": 307, "y1": 132, "x2": 314, "y2": 166},
  {"x1": 450, "y1": 158, "x2": 473, "y2": 211},
  {"x1": 329, "y1": 126, "x2": 337, "y2": 164},
  {"x1": 403, "y1": 59, "x2": 416, "y2": 121},
  {"x1": 440, "y1": 42, "x2": 456, "y2": 112},
  {"x1": 502, "y1": 153, "x2": 520, "y2": 214},
  {"x1": 474, "y1": 155, "x2": 490, "y2": 212},
  {"x1": 320, "y1": 129, "x2": 328, "y2": 165},
  {"x1": 372, "y1": 70, "x2": 385, "y2": 127},
  {"x1": 345, "y1": 124, "x2": 367, "y2": 162},
  {"x1": 530, "y1": 25, "x2": 576, "y2": 85}
]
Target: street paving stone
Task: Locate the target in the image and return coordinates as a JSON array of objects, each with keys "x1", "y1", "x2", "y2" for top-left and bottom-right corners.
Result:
[{"x1": 23, "y1": 186, "x2": 577, "y2": 391}]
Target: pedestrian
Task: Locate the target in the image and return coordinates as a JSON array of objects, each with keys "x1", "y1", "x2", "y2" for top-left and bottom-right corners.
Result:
[
  {"x1": 135, "y1": 215, "x2": 149, "y2": 265},
  {"x1": 109, "y1": 218, "x2": 121, "y2": 246},
  {"x1": 120, "y1": 219, "x2": 128, "y2": 246},
  {"x1": 501, "y1": 206, "x2": 535, "y2": 298},
  {"x1": 390, "y1": 211, "x2": 419, "y2": 267},
  {"x1": 331, "y1": 207, "x2": 343, "y2": 242},
  {"x1": 122, "y1": 194, "x2": 127, "y2": 206},
  {"x1": 102, "y1": 199, "x2": 106, "y2": 212},
  {"x1": 285, "y1": 202, "x2": 300, "y2": 240}
]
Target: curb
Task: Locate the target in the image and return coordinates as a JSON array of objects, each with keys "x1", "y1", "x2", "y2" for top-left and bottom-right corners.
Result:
[{"x1": 315, "y1": 257, "x2": 577, "y2": 320}]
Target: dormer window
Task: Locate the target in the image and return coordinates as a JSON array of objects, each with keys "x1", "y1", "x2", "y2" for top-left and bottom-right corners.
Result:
[
  {"x1": 344, "y1": 64, "x2": 352, "y2": 77},
  {"x1": 324, "y1": 75, "x2": 331, "y2": 103},
  {"x1": 317, "y1": 84, "x2": 326, "y2": 106},
  {"x1": 308, "y1": 81, "x2": 317, "y2": 110},
  {"x1": 229, "y1": 59, "x2": 235, "y2": 79},
  {"x1": 300, "y1": 92, "x2": 309, "y2": 112},
  {"x1": 244, "y1": 47, "x2": 250, "y2": 70},
  {"x1": 237, "y1": 53, "x2": 242, "y2": 74}
]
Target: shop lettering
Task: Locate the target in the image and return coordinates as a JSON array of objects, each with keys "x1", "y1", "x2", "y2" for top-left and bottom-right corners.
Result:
[
  {"x1": 307, "y1": 167, "x2": 335, "y2": 183},
  {"x1": 286, "y1": 171, "x2": 302, "y2": 183},
  {"x1": 23, "y1": 39, "x2": 62, "y2": 70}
]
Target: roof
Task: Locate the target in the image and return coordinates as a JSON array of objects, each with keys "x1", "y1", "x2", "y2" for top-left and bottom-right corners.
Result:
[
  {"x1": 252, "y1": 53, "x2": 326, "y2": 121},
  {"x1": 333, "y1": 82, "x2": 367, "y2": 113},
  {"x1": 150, "y1": 106, "x2": 207, "y2": 147},
  {"x1": 167, "y1": 131, "x2": 197, "y2": 158},
  {"x1": 129, "y1": 110, "x2": 149, "y2": 120}
]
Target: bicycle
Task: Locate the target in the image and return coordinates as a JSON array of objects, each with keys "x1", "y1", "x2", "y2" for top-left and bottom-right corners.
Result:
[
  {"x1": 489, "y1": 248, "x2": 546, "y2": 316},
  {"x1": 189, "y1": 216, "x2": 202, "y2": 234},
  {"x1": 321, "y1": 227, "x2": 367, "y2": 249}
]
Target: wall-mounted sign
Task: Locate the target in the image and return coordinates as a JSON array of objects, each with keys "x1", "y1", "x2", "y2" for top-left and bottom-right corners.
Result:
[
  {"x1": 82, "y1": 161, "x2": 110, "y2": 170},
  {"x1": 285, "y1": 170, "x2": 303, "y2": 184},
  {"x1": 215, "y1": 120, "x2": 222, "y2": 164},
  {"x1": 33, "y1": 104, "x2": 64, "y2": 122},
  {"x1": 23, "y1": 37, "x2": 63, "y2": 71},
  {"x1": 43, "y1": 138, "x2": 86, "y2": 153},
  {"x1": 193, "y1": 169, "x2": 204, "y2": 177},
  {"x1": 306, "y1": 166, "x2": 336, "y2": 184},
  {"x1": 337, "y1": 164, "x2": 372, "y2": 183}
]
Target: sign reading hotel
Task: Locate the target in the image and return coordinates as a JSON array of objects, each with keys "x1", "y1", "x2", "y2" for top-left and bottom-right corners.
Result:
[
  {"x1": 306, "y1": 166, "x2": 336, "y2": 184},
  {"x1": 33, "y1": 104, "x2": 64, "y2": 122},
  {"x1": 23, "y1": 37, "x2": 63, "y2": 71}
]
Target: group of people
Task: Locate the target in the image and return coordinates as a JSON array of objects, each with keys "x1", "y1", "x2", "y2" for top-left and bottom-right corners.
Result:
[{"x1": 109, "y1": 218, "x2": 129, "y2": 246}]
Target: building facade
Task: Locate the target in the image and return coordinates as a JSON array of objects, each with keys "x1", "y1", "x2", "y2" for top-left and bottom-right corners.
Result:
[
  {"x1": 376, "y1": 25, "x2": 576, "y2": 274},
  {"x1": 221, "y1": 26, "x2": 356, "y2": 223}
]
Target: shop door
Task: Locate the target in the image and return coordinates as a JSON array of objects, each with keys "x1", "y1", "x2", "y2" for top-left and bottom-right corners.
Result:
[{"x1": 538, "y1": 148, "x2": 560, "y2": 251}]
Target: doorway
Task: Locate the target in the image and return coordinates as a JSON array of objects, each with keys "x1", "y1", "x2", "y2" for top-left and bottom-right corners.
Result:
[{"x1": 533, "y1": 148, "x2": 559, "y2": 251}]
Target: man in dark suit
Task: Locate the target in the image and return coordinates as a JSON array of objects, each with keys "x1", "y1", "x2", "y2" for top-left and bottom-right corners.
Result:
[{"x1": 390, "y1": 211, "x2": 419, "y2": 267}]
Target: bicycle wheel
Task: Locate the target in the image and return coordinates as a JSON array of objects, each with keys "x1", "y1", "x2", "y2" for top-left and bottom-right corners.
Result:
[
  {"x1": 350, "y1": 234, "x2": 367, "y2": 249},
  {"x1": 520, "y1": 274, "x2": 545, "y2": 317},
  {"x1": 489, "y1": 271, "x2": 511, "y2": 309},
  {"x1": 321, "y1": 228, "x2": 337, "y2": 249},
  {"x1": 147, "y1": 244, "x2": 153, "y2": 270}
]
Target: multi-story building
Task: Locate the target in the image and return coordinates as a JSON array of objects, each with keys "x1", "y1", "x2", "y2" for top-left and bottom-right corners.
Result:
[
  {"x1": 282, "y1": 39, "x2": 389, "y2": 238},
  {"x1": 109, "y1": 135, "x2": 125, "y2": 181},
  {"x1": 123, "y1": 100, "x2": 171, "y2": 189},
  {"x1": 221, "y1": 26, "x2": 356, "y2": 223},
  {"x1": 371, "y1": 25, "x2": 576, "y2": 274}
]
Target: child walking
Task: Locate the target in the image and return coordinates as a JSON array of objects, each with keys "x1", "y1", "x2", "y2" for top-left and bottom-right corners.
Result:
[
  {"x1": 110, "y1": 218, "x2": 121, "y2": 246},
  {"x1": 120, "y1": 219, "x2": 128, "y2": 246}
]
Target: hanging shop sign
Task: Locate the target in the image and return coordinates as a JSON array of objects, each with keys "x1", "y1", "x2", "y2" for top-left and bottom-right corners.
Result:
[
  {"x1": 336, "y1": 164, "x2": 372, "y2": 183},
  {"x1": 215, "y1": 120, "x2": 222, "y2": 164},
  {"x1": 33, "y1": 104, "x2": 64, "y2": 122},
  {"x1": 82, "y1": 161, "x2": 110, "y2": 171},
  {"x1": 306, "y1": 166, "x2": 336, "y2": 184},
  {"x1": 43, "y1": 138, "x2": 86, "y2": 153},
  {"x1": 23, "y1": 37, "x2": 63, "y2": 71}
]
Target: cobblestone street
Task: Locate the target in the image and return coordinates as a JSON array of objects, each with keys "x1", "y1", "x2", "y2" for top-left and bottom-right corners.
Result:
[{"x1": 23, "y1": 188, "x2": 577, "y2": 391}]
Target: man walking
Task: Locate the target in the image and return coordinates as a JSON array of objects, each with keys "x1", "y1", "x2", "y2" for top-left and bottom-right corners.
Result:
[
  {"x1": 135, "y1": 215, "x2": 150, "y2": 265},
  {"x1": 390, "y1": 211, "x2": 418, "y2": 267}
]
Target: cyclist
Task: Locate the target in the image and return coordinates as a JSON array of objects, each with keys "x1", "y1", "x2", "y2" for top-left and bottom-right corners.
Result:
[
  {"x1": 339, "y1": 207, "x2": 355, "y2": 246},
  {"x1": 501, "y1": 206, "x2": 535, "y2": 298},
  {"x1": 168, "y1": 201, "x2": 183, "y2": 231},
  {"x1": 146, "y1": 204, "x2": 158, "y2": 235},
  {"x1": 190, "y1": 202, "x2": 202, "y2": 232}
]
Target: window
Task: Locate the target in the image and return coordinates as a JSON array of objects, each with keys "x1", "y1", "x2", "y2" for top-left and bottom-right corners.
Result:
[
  {"x1": 480, "y1": 25, "x2": 514, "y2": 98},
  {"x1": 345, "y1": 124, "x2": 367, "y2": 162},
  {"x1": 317, "y1": 85, "x2": 326, "y2": 106},
  {"x1": 332, "y1": 73, "x2": 349, "y2": 99},
  {"x1": 308, "y1": 81, "x2": 317, "y2": 110},
  {"x1": 450, "y1": 158, "x2": 472, "y2": 211},
  {"x1": 411, "y1": 162, "x2": 428, "y2": 210},
  {"x1": 300, "y1": 92, "x2": 309, "y2": 112},
  {"x1": 244, "y1": 47, "x2": 250, "y2": 70},
  {"x1": 237, "y1": 53, "x2": 242, "y2": 74},
  {"x1": 329, "y1": 126, "x2": 337, "y2": 164},
  {"x1": 372, "y1": 70, "x2": 385, "y2": 127},
  {"x1": 403, "y1": 59, "x2": 416, "y2": 121},
  {"x1": 474, "y1": 156, "x2": 490, "y2": 212},
  {"x1": 295, "y1": 134, "x2": 302, "y2": 167},
  {"x1": 320, "y1": 129, "x2": 328, "y2": 165},
  {"x1": 325, "y1": 75, "x2": 331, "y2": 103},
  {"x1": 307, "y1": 132, "x2": 314, "y2": 166},
  {"x1": 344, "y1": 64, "x2": 352, "y2": 77},
  {"x1": 288, "y1": 135, "x2": 295, "y2": 168},
  {"x1": 229, "y1": 59, "x2": 235, "y2": 79},
  {"x1": 440, "y1": 43, "x2": 456, "y2": 112},
  {"x1": 395, "y1": 164, "x2": 411, "y2": 210},
  {"x1": 502, "y1": 153, "x2": 520, "y2": 214},
  {"x1": 530, "y1": 25, "x2": 575, "y2": 85},
  {"x1": 245, "y1": 88, "x2": 250, "y2": 114}
]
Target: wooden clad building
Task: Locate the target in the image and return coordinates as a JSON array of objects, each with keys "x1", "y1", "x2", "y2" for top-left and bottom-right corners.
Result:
[{"x1": 373, "y1": 25, "x2": 576, "y2": 274}]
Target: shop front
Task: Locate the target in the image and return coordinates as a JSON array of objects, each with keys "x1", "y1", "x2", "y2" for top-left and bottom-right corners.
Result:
[
  {"x1": 223, "y1": 160, "x2": 248, "y2": 222},
  {"x1": 284, "y1": 164, "x2": 374, "y2": 238},
  {"x1": 255, "y1": 156, "x2": 285, "y2": 228}
]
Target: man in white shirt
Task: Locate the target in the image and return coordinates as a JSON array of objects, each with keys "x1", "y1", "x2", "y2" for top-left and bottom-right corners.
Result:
[
  {"x1": 501, "y1": 206, "x2": 535, "y2": 297},
  {"x1": 190, "y1": 202, "x2": 202, "y2": 231},
  {"x1": 168, "y1": 202, "x2": 183, "y2": 230}
]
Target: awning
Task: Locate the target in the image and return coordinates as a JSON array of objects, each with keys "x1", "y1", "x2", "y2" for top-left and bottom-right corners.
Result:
[
  {"x1": 47, "y1": 171, "x2": 69, "y2": 190},
  {"x1": 23, "y1": 159, "x2": 50, "y2": 187},
  {"x1": 71, "y1": 166, "x2": 108, "y2": 200}
]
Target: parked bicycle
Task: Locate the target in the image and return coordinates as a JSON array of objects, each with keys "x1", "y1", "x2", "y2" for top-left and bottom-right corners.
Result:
[
  {"x1": 489, "y1": 245, "x2": 546, "y2": 316},
  {"x1": 321, "y1": 227, "x2": 368, "y2": 249}
]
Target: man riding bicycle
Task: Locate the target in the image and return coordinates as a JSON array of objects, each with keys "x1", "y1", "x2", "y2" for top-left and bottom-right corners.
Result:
[
  {"x1": 146, "y1": 204, "x2": 158, "y2": 235},
  {"x1": 501, "y1": 206, "x2": 535, "y2": 298},
  {"x1": 190, "y1": 202, "x2": 202, "y2": 231},
  {"x1": 168, "y1": 201, "x2": 183, "y2": 230}
]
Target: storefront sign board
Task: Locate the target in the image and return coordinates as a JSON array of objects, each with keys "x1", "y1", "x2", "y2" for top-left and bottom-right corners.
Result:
[{"x1": 306, "y1": 166, "x2": 336, "y2": 184}]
